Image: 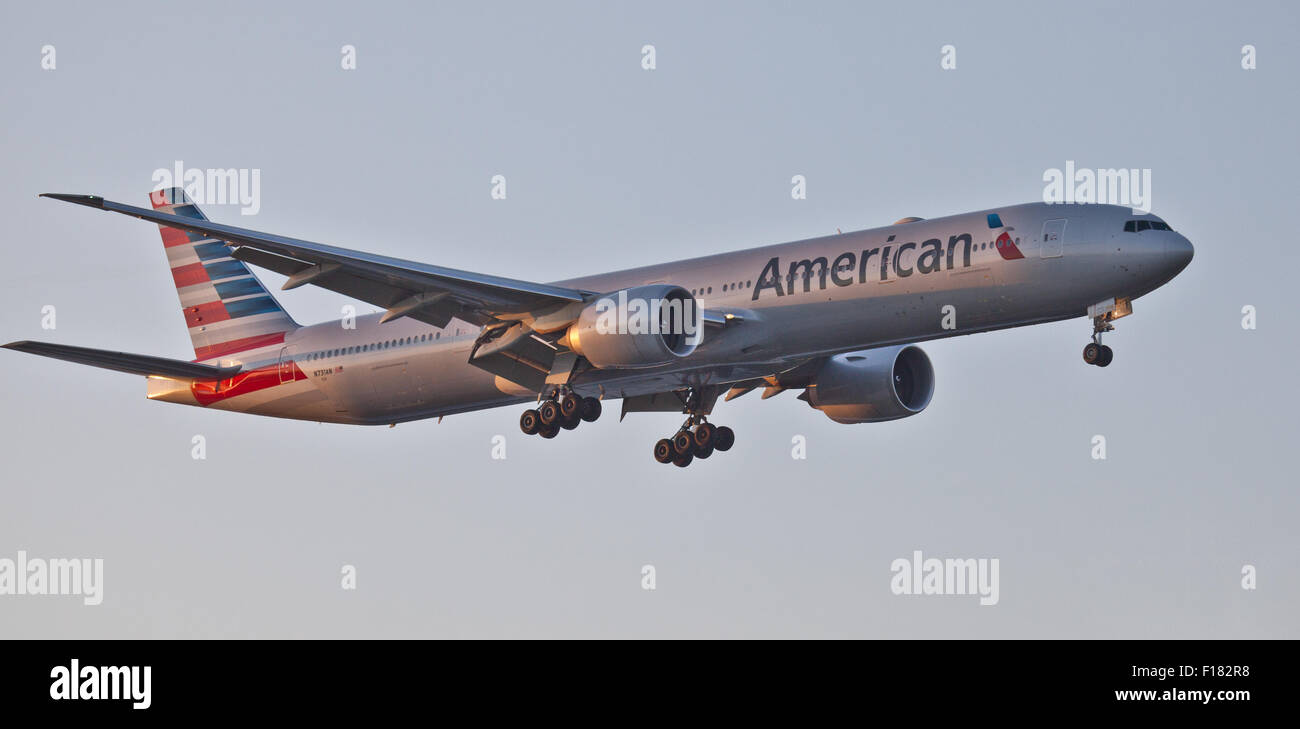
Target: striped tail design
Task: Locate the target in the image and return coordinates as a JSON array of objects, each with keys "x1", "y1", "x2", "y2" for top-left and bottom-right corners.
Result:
[{"x1": 150, "y1": 187, "x2": 298, "y2": 361}]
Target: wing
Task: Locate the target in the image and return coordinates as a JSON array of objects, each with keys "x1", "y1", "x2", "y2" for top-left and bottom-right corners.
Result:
[
  {"x1": 40, "y1": 193, "x2": 593, "y2": 328},
  {"x1": 3, "y1": 341, "x2": 241, "y2": 380}
]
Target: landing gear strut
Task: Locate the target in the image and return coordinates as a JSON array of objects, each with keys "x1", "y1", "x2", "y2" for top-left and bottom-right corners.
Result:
[
  {"x1": 519, "y1": 389, "x2": 602, "y2": 438},
  {"x1": 651, "y1": 389, "x2": 735, "y2": 467},
  {"x1": 1082, "y1": 316, "x2": 1114, "y2": 368}
]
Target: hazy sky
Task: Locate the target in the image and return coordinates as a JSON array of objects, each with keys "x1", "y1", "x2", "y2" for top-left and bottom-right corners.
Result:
[{"x1": 1, "y1": 0, "x2": 1295, "y2": 638}]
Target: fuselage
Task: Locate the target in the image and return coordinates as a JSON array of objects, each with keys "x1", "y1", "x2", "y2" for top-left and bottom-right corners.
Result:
[{"x1": 147, "y1": 202, "x2": 1194, "y2": 424}]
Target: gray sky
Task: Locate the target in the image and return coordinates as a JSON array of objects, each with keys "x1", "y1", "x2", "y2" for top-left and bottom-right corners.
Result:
[{"x1": 0, "y1": 0, "x2": 1295, "y2": 638}]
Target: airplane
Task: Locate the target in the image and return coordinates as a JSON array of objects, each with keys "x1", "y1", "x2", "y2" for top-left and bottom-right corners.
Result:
[{"x1": 4, "y1": 189, "x2": 1193, "y2": 467}]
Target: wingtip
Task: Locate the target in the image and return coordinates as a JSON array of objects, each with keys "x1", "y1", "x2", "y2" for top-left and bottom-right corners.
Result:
[{"x1": 39, "y1": 193, "x2": 105, "y2": 208}]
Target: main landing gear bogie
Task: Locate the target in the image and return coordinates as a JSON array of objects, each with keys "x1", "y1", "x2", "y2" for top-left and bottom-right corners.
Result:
[
  {"x1": 519, "y1": 391, "x2": 602, "y2": 438},
  {"x1": 653, "y1": 417, "x2": 735, "y2": 468}
]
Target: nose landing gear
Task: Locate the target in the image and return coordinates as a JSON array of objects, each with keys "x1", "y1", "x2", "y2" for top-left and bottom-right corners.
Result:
[{"x1": 1082, "y1": 316, "x2": 1114, "y2": 367}]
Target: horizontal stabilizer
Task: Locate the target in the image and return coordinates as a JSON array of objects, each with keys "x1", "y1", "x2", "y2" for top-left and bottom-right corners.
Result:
[{"x1": 3, "y1": 341, "x2": 241, "y2": 381}]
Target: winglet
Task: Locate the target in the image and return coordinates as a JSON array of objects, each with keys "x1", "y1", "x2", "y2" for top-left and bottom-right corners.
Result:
[{"x1": 40, "y1": 193, "x2": 105, "y2": 209}]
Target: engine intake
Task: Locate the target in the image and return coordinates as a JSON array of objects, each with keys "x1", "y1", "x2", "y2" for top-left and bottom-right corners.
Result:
[
  {"x1": 561, "y1": 285, "x2": 700, "y2": 369},
  {"x1": 805, "y1": 346, "x2": 935, "y2": 423}
]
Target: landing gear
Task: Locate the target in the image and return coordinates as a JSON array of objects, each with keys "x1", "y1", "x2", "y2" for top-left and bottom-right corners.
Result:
[
  {"x1": 650, "y1": 389, "x2": 736, "y2": 467},
  {"x1": 1082, "y1": 316, "x2": 1116, "y2": 368},
  {"x1": 652, "y1": 418, "x2": 735, "y2": 467},
  {"x1": 519, "y1": 390, "x2": 603, "y2": 437}
]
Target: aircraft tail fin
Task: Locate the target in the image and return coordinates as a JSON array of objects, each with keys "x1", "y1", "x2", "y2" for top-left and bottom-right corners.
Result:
[{"x1": 149, "y1": 188, "x2": 298, "y2": 360}]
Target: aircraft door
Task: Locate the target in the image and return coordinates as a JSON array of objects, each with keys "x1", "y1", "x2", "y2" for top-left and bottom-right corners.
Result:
[
  {"x1": 1040, "y1": 219, "x2": 1066, "y2": 259},
  {"x1": 278, "y1": 347, "x2": 295, "y2": 383}
]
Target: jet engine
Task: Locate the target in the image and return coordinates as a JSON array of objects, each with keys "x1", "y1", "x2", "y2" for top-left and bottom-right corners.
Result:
[
  {"x1": 804, "y1": 346, "x2": 935, "y2": 423},
  {"x1": 560, "y1": 284, "x2": 700, "y2": 369}
]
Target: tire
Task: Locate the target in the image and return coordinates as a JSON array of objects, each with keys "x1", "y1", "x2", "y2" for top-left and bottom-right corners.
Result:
[
  {"x1": 713, "y1": 426, "x2": 735, "y2": 452},
  {"x1": 560, "y1": 412, "x2": 580, "y2": 430},
  {"x1": 694, "y1": 442, "x2": 714, "y2": 459},
  {"x1": 672, "y1": 451, "x2": 694, "y2": 468},
  {"x1": 1097, "y1": 345, "x2": 1114, "y2": 368},
  {"x1": 579, "y1": 397, "x2": 602, "y2": 423},
  {"x1": 693, "y1": 422, "x2": 716, "y2": 448},
  {"x1": 538, "y1": 400, "x2": 561, "y2": 425},
  {"x1": 560, "y1": 392, "x2": 582, "y2": 420},
  {"x1": 672, "y1": 431, "x2": 694, "y2": 455},
  {"x1": 538, "y1": 423, "x2": 559, "y2": 439},
  {"x1": 519, "y1": 409, "x2": 541, "y2": 435},
  {"x1": 653, "y1": 438, "x2": 675, "y2": 464},
  {"x1": 1082, "y1": 342, "x2": 1102, "y2": 365}
]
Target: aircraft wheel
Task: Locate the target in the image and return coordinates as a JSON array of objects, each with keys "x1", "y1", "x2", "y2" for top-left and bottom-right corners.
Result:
[
  {"x1": 538, "y1": 423, "x2": 559, "y2": 439},
  {"x1": 1082, "y1": 342, "x2": 1102, "y2": 365},
  {"x1": 560, "y1": 392, "x2": 583, "y2": 420},
  {"x1": 672, "y1": 431, "x2": 694, "y2": 455},
  {"x1": 538, "y1": 400, "x2": 561, "y2": 425},
  {"x1": 694, "y1": 442, "x2": 714, "y2": 459},
  {"x1": 713, "y1": 426, "x2": 735, "y2": 452},
  {"x1": 1097, "y1": 345, "x2": 1114, "y2": 368},
  {"x1": 672, "y1": 451, "x2": 694, "y2": 468},
  {"x1": 560, "y1": 412, "x2": 580, "y2": 430},
  {"x1": 653, "y1": 438, "x2": 675, "y2": 464},
  {"x1": 693, "y1": 422, "x2": 716, "y2": 449},
  {"x1": 519, "y1": 409, "x2": 541, "y2": 435},
  {"x1": 579, "y1": 397, "x2": 602, "y2": 423}
]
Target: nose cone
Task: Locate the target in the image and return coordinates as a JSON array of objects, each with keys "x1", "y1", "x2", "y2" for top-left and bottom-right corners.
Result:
[{"x1": 1164, "y1": 234, "x2": 1194, "y2": 277}]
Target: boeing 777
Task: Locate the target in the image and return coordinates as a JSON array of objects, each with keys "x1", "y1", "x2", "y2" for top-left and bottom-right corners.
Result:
[{"x1": 4, "y1": 189, "x2": 1193, "y2": 466}]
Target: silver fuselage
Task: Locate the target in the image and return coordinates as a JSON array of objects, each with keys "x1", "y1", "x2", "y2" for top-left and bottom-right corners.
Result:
[{"x1": 150, "y1": 202, "x2": 1193, "y2": 423}]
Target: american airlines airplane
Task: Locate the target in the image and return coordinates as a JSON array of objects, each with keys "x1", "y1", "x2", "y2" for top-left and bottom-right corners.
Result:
[{"x1": 5, "y1": 189, "x2": 1193, "y2": 467}]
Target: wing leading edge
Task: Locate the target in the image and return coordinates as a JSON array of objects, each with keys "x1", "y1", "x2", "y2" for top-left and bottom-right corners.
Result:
[{"x1": 40, "y1": 193, "x2": 592, "y2": 328}]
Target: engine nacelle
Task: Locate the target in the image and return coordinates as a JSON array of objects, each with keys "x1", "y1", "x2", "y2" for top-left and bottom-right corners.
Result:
[
  {"x1": 805, "y1": 346, "x2": 935, "y2": 424},
  {"x1": 561, "y1": 285, "x2": 700, "y2": 369}
]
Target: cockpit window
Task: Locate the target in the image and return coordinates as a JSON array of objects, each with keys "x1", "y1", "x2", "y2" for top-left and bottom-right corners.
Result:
[{"x1": 1124, "y1": 219, "x2": 1172, "y2": 232}]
